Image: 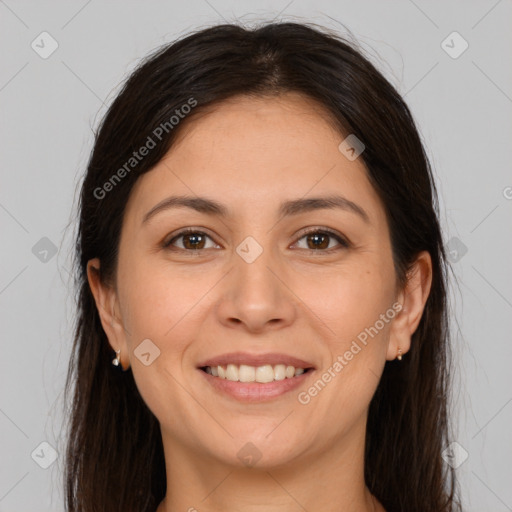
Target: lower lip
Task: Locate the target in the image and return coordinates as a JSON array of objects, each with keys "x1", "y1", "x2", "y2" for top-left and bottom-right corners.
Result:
[{"x1": 198, "y1": 368, "x2": 313, "y2": 402}]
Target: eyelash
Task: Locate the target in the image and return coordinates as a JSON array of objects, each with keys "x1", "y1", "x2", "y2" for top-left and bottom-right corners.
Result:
[{"x1": 162, "y1": 227, "x2": 350, "y2": 254}]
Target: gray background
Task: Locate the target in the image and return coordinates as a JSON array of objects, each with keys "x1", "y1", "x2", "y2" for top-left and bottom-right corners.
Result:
[{"x1": 1, "y1": 1, "x2": 511, "y2": 511}]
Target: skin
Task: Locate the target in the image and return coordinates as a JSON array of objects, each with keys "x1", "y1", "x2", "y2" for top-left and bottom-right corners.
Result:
[{"x1": 88, "y1": 92, "x2": 432, "y2": 512}]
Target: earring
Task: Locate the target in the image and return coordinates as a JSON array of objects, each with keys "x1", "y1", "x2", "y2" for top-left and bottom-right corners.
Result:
[
  {"x1": 397, "y1": 347, "x2": 403, "y2": 361},
  {"x1": 112, "y1": 348, "x2": 121, "y2": 367}
]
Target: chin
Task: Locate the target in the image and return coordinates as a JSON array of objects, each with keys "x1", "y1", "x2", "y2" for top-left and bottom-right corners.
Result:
[{"x1": 205, "y1": 430, "x2": 307, "y2": 470}]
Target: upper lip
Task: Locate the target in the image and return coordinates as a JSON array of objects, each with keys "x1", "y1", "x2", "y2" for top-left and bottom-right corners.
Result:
[{"x1": 198, "y1": 352, "x2": 315, "y2": 369}]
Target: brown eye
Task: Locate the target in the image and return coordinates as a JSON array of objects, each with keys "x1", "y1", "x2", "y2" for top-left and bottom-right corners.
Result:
[
  {"x1": 181, "y1": 233, "x2": 206, "y2": 250},
  {"x1": 294, "y1": 229, "x2": 349, "y2": 251},
  {"x1": 164, "y1": 230, "x2": 219, "y2": 251},
  {"x1": 306, "y1": 232, "x2": 330, "y2": 250}
]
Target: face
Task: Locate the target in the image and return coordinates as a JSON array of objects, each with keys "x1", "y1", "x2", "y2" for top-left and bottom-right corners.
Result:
[{"x1": 90, "y1": 92, "x2": 423, "y2": 470}]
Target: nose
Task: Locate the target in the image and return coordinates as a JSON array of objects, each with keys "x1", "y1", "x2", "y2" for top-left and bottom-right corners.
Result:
[{"x1": 215, "y1": 242, "x2": 297, "y2": 334}]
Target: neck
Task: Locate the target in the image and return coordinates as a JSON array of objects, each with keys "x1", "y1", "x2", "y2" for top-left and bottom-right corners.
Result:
[{"x1": 157, "y1": 415, "x2": 381, "y2": 512}]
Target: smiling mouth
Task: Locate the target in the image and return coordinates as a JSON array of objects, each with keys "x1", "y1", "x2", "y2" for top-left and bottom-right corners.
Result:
[{"x1": 199, "y1": 364, "x2": 313, "y2": 383}]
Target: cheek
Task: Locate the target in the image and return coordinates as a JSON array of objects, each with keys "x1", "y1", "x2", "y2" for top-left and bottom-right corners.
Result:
[
  {"x1": 116, "y1": 261, "x2": 211, "y2": 431},
  {"x1": 305, "y1": 266, "x2": 394, "y2": 414},
  {"x1": 118, "y1": 257, "x2": 213, "y2": 343},
  {"x1": 292, "y1": 261, "x2": 395, "y2": 344},
  {"x1": 293, "y1": 261, "x2": 394, "y2": 414}
]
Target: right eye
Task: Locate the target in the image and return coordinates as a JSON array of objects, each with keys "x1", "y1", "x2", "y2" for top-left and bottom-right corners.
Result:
[{"x1": 163, "y1": 229, "x2": 221, "y2": 251}]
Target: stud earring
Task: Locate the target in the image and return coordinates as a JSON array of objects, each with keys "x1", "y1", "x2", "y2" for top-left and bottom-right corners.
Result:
[
  {"x1": 112, "y1": 348, "x2": 121, "y2": 367},
  {"x1": 397, "y1": 347, "x2": 403, "y2": 361}
]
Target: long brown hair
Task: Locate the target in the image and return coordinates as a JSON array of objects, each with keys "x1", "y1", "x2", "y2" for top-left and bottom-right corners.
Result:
[{"x1": 63, "y1": 21, "x2": 461, "y2": 511}]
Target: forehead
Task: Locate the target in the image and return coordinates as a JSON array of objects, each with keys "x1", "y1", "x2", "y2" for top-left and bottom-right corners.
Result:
[{"x1": 124, "y1": 93, "x2": 386, "y2": 227}]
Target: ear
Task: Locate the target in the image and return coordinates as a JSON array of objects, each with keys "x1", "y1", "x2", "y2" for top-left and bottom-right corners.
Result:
[
  {"x1": 87, "y1": 258, "x2": 130, "y2": 370},
  {"x1": 386, "y1": 251, "x2": 433, "y2": 361}
]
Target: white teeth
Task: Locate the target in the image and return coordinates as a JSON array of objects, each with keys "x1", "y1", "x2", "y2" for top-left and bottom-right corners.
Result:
[
  {"x1": 204, "y1": 363, "x2": 308, "y2": 382},
  {"x1": 226, "y1": 364, "x2": 239, "y2": 382},
  {"x1": 285, "y1": 365, "x2": 295, "y2": 378},
  {"x1": 273, "y1": 364, "x2": 286, "y2": 381},
  {"x1": 239, "y1": 364, "x2": 255, "y2": 382},
  {"x1": 255, "y1": 365, "x2": 274, "y2": 383}
]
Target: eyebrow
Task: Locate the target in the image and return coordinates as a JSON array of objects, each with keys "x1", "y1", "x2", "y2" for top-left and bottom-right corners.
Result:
[{"x1": 142, "y1": 194, "x2": 370, "y2": 224}]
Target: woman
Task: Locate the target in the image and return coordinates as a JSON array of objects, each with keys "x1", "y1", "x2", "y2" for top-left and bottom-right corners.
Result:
[{"x1": 64, "y1": 21, "x2": 461, "y2": 511}]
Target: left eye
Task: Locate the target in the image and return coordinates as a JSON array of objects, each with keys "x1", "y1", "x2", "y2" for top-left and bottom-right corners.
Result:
[{"x1": 294, "y1": 230, "x2": 349, "y2": 251}]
